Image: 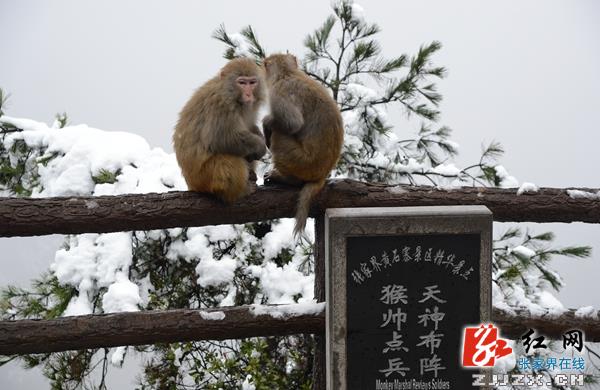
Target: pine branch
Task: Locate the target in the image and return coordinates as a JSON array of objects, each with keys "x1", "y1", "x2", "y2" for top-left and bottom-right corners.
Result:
[
  {"x1": 0, "y1": 88, "x2": 9, "y2": 117},
  {"x1": 0, "y1": 127, "x2": 23, "y2": 134},
  {"x1": 239, "y1": 25, "x2": 266, "y2": 59},
  {"x1": 212, "y1": 24, "x2": 237, "y2": 60}
]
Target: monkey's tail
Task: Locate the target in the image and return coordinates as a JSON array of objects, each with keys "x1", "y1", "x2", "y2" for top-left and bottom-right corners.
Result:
[{"x1": 293, "y1": 178, "x2": 326, "y2": 238}]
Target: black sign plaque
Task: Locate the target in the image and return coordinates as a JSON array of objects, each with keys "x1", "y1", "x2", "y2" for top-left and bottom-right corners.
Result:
[{"x1": 326, "y1": 206, "x2": 492, "y2": 390}]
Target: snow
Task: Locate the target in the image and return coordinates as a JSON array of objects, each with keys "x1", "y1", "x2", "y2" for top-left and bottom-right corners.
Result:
[
  {"x1": 444, "y1": 140, "x2": 460, "y2": 151},
  {"x1": 110, "y1": 346, "x2": 126, "y2": 367},
  {"x1": 52, "y1": 232, "x2": 139, "y2": 314},
  {"x1": 262, "y1": 219, "x2": 295, "y2": 261},
  {"x1": 492, "y1": 340, "x2": 516, "y2": 373},
  {"x1": 247, "y1": 262, "x2": 314, "y2": 304},
  {"x1": 1, "y1": 116, "x2": 165, "y2": 197},
  {"x1": 517, "y1": 182, "x2": 538, "y2": 195},
  {"x1": 491, "y1": 282, "x2": 515, "y2": 314},
  {"x1": 229, "y1": 33, "x2": 253, "y2": 58},
  {"x1": 63, "y1": 292, "x2": 93, "y2": 316},
  {"x1": 574, "y1": 306, "x2": 597, "y2": 318},
  {"x1": 199, "y1": 310, "x2": 226, "y2": 320},
  {"x1": 344, "y1": 83, "x2": 377, "y2": 103},
  {"x1": 492, "y1": 300, "x2": 515, "y2": 315},
  {"x1": 350, "y1": 3, "x2": 365, "y2": 22},
  {"x1": 250, "y1": 302, "x2": 325, "y2": 318},
  {"x1": 510, "y1": 245, "x2": 536, "y2": 259},
  {"x1": 102, "y1": 274, "x2": 141, "y2": 313},
  {"x1": 500, "y1": 272, "x2": 566, "y2": 318},
  {"x1": 494, "y1": 165, "x2": 518, "y2": 188},
  {"x1": 242, "y1": 375, "x2": 256, "y2": 390},
  {"x1": 173, "y1": 347, "x2": 183, "y2": 367},
  {"x1": 535, "y1": 290, "x2": 566, "y2": 316},
  {"x1": 219, "y1": 287, "x2": 237, "y2": 307},
  {"x1": 0, "y1": 116, "x2": 47, "y2": 132},
  {"x1": 196, "y1": 255, "x2": 237, "y2": 287},
  {"x1": 395, "y1": 157, "x2": 427, "y2": 174},
  {"x1": 167, "y1": 229, "x2": 212, "y2": 262},
  {"x1": 429, "y1": 163, "x2": 461, "y2": 176},
  {"x1": 567, "y1": 189, "x2": 600, "y2": 200},
  {"x1": 205, "y1": 225, "x2": 238, "y2": 242}
]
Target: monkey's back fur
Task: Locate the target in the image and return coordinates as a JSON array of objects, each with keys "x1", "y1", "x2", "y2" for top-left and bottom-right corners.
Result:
[
  {"x1": 270, "y1": 74, "x2": 343, "y2": 181},
  {"x1": 265, "y1": 54, "x2": 344, "y2": 235}
]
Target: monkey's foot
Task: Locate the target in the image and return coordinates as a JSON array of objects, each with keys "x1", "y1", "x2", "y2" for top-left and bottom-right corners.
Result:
[{"x1": 263, "y1": 170, "x2": 303, "y2": 187}]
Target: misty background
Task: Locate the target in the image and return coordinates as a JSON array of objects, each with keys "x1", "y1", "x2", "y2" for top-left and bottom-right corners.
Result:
[{"x1": 1, "y1": 0, "x2": 599, "y2": 388}]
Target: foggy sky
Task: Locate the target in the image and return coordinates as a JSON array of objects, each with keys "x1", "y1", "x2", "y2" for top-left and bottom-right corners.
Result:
[{"x1": 1, "y1": 1, "x2": 599, "y2": 388}]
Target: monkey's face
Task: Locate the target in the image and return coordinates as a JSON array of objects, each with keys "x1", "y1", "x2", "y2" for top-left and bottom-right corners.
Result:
[
  {"x1": 220, "y1": 58, "x2": 265, "y2": 106},
  {"x1": 236, "y1": 76, "x2": 259, "y2": 105}
]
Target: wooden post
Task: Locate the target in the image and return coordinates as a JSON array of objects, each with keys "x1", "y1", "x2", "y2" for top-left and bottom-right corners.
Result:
[{"x1": 312, "y1": 213, "x2": 326, "y2": 390}]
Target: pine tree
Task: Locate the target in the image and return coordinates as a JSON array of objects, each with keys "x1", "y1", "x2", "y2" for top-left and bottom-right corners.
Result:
[{"x1": 0, "y1": 2, "x2": 596, "y2": 389}]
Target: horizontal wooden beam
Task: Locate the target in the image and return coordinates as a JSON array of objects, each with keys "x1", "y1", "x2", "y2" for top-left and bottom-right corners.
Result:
[
  {"x1": 0, "y1": 304, "x2": 325, "y2": 355},
  {"x1": 492, "y1": 307, "x2": 600, "y2": 343},
  {"x1": 1, "y1": 180, "x2": 599, "y2": 237},
  {"x1": 1, "y1": 304, "x2": 598, "y2": 355}
]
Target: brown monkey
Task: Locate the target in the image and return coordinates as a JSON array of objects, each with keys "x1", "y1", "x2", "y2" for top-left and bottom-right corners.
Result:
[
  {"x1": 262, "y1": 54, "x2": 344, "y2": 236},
  {"x1": 173, "y1": 58, "x2": 267, "y2": 203}
]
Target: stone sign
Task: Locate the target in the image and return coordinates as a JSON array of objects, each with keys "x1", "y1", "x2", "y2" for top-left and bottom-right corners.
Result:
[{"x1": 326, "y1": 206, "x2": 492, "y2": 390}]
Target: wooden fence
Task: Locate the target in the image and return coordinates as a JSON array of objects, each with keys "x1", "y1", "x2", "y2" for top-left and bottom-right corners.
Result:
[{"x1": 1, "y1": 179, "x2": 600, "y2": 389}]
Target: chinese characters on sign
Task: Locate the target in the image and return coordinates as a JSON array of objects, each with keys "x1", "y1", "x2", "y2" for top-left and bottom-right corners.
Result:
[
  {"x1": 345, "y1": 234, "x2": 482, "y2": 390},
  {"x1": 378, "y1": 284, "x2": 448, "y2": 378},
  {"x1": 350, "y1": 245, "x2": 475, "y2": 286}
]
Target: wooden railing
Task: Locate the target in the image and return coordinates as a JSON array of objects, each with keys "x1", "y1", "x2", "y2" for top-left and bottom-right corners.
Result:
[{"x1": 1, "y1": 179, "x2": 599, "y2": 389}]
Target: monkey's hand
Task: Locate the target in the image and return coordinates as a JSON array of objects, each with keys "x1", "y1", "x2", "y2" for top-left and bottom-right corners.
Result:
[
  {"x1": 249, "y1": 125, "x2": 264, "y2": 139},
  {"x1": 245, "y1": 138, "x2": 267, "y2": 162},
  {"x1": 210, "y1": 125, "x2": 266, "y2": 161}
]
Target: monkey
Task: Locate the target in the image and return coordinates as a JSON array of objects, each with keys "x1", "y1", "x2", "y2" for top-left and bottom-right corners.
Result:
[
  {"x1": 262, "y1": 53, "x2": 344, "y2": 236},
  {"x1": 173, "y1": 58, "x2": 267, "y2": 203}
]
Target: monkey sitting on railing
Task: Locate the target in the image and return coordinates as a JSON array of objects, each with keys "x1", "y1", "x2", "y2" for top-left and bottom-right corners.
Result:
[{"x1": 173, "y1": 58, "x2": 267, "y2": 203}]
